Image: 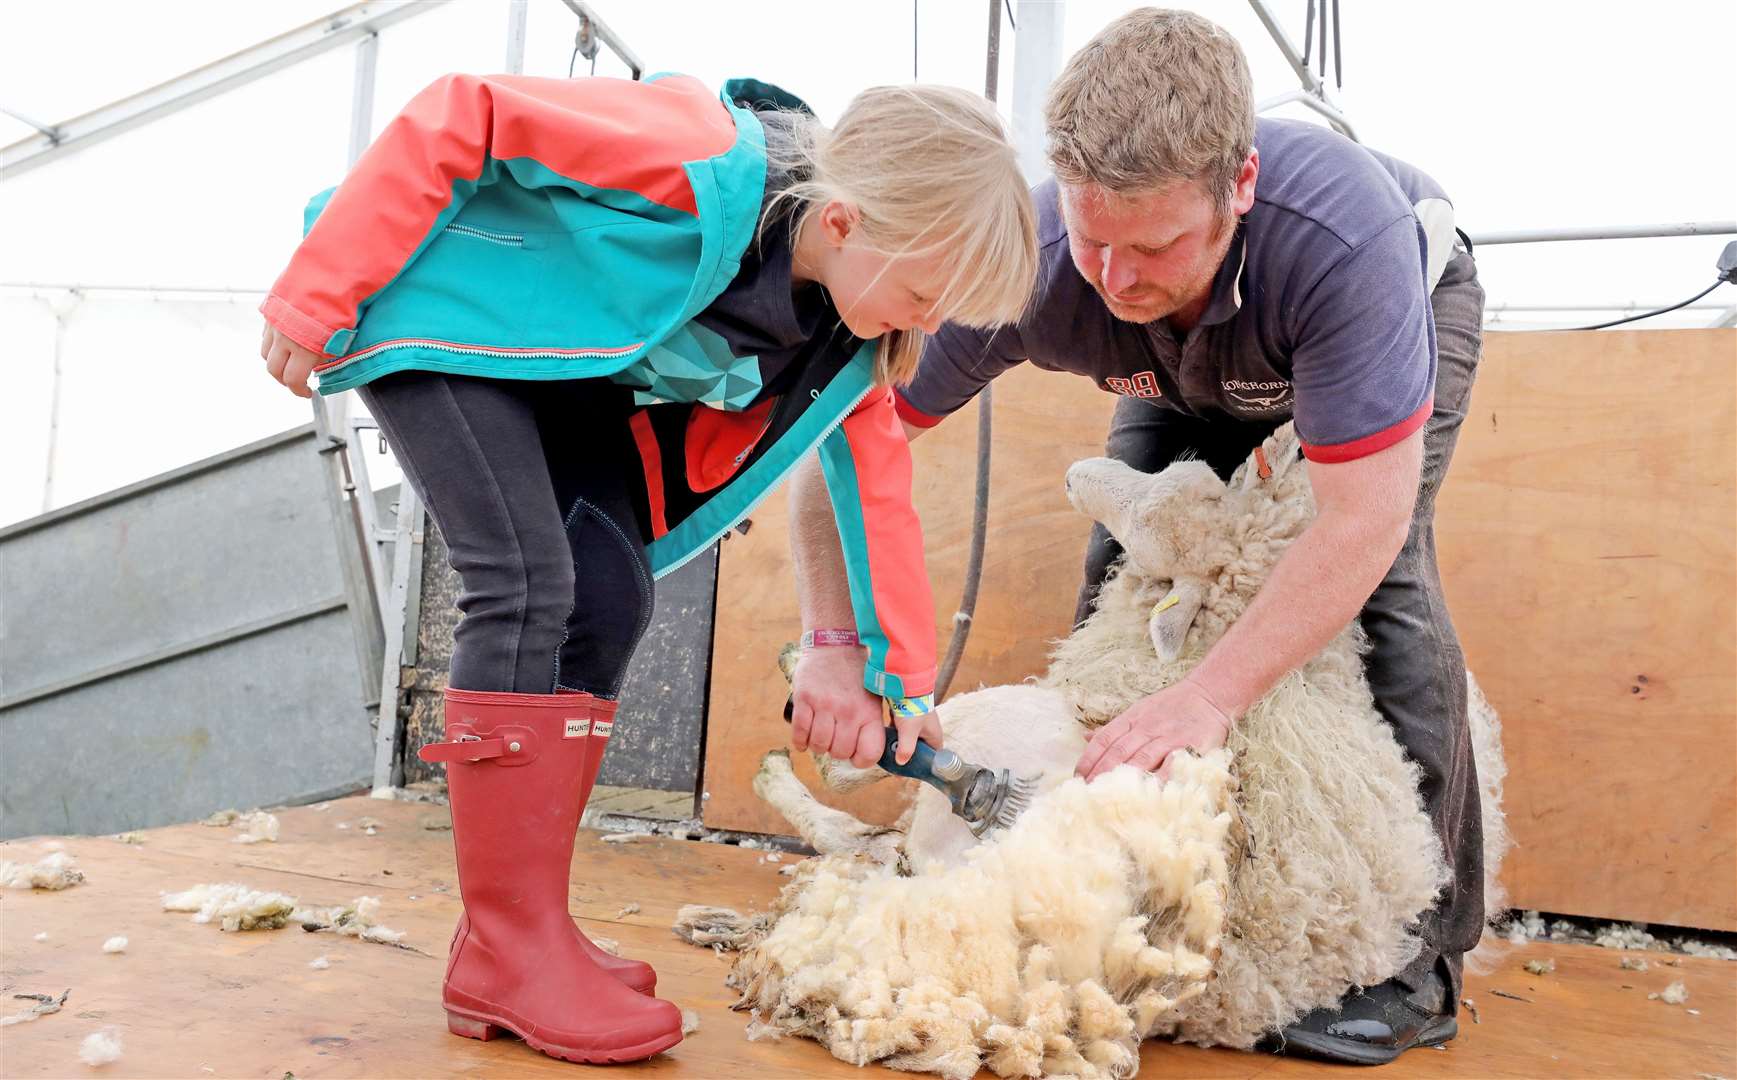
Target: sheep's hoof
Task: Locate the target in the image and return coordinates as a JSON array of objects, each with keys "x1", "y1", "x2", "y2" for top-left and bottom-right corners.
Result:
[{"x1": 755, "y1": 749, "x2": 794, "y2": 781}]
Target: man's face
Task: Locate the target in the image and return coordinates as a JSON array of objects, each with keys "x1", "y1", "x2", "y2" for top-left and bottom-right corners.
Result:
[{"x1": 1059, "y1": 156, "x2": 1255, "y2": 325}]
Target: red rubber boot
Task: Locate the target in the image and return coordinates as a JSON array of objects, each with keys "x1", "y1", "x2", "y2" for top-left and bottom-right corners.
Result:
[
  {"x1": 419, "y1": 689, "x2": 682, "y2": 1063},
  {"x1": 562, "y1": 691, "x2": 657, "y2": 994}
]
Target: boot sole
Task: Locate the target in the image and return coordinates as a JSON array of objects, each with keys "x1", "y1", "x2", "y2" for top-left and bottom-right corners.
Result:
[
  {"x1": 445, "y1": 1007, "x2": 683, "y2": 1063},
  {"x1": 1275, "y1": 1016, "x2": 1458, "y2": 1066}
]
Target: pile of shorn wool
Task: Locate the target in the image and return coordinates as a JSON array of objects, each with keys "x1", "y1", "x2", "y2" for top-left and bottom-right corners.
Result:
[{"x1": 690, "y1": 751, "x2": 1234, "y2": 1080}]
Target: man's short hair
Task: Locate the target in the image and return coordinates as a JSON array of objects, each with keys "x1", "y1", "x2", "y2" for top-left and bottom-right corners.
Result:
[{"x1": 1044, "y1": 7, "x2": 1255, "y2": 216}]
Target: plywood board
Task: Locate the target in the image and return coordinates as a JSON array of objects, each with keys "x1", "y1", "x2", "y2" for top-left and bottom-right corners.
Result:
[
  {"x1": 1436, "y1": 328, "x2": 1736, "y2": 930},
  {"x1": 2, "y1": 798, "x2": 1732, "y2": 1078}
]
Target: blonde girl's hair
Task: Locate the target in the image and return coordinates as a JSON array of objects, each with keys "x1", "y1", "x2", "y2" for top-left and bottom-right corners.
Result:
[{"x1": 759, "y1": 85, "x2": 1039, "y2": 387}]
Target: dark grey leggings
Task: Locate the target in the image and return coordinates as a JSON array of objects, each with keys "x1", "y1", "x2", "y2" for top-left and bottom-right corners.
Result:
[
  {"x1": 358, "y1": 373, "x2": 653, "y2": 698},
  {"x1": 1075, "y1": 249, "x2": 1487, "y2": 997}
]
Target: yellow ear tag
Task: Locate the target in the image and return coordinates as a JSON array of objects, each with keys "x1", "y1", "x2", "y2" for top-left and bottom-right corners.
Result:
[{"x1": 1154, "y1": 592, "x2": 1181, "y2": 614}]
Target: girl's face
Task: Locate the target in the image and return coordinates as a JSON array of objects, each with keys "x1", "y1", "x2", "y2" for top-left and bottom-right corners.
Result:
[{"x1": 804, "y1": 202, "x2": 950, "y2": 340}]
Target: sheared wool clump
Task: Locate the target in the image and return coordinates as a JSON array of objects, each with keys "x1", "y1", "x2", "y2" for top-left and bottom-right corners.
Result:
[
  {"x1": 164, "y1": 884, "x2": 405, "y2": 944},
  {"x1": 721, "y1": 753, "x2": 1233, "y2": 1080},
  {"x1": 673, "y1": 906, "x2": 771, "y2": 949},
  {"x1": 1506, "y1": 910, "x2": 1548, "y2": 943},
  {"x1": 298, "y1": 896, "x2": 405, "y2": 944},
  {"x1": 1650, "y1": 981, "x2": 1689, "y2": 1004},
  {"x1": 200, "y1": 809, "x2": 241, "y2": 827},
  {"x1": 79, "y1": 1027, "x2": 124, "y2": 1066},
  {"x1": 234, "y1": 812, "x2": 279, "y2": 845},
  {"x1": 681, "y1": 1009, "x2": 701, "y2": 1035},
  {"x1": 1509, "y1": 913, "x2": 1737, "y2": 961},
  {"x1": 1, "y1": 850, "x2": 85, "y2": 890},
  {"x1": 102, "y1": 936, "x2": 128, "y2": 954},
  {"x1": 33, "y1": 932, "x2": 50, "y2": 942},
  {"x1": 163, "y1": 883, "x2": 300, "y2": 931},
  {"x1": 310, "y1": 955, "x2": 331, "y2": 970},
  {"x1": 1524, "y1": 959, "x2": 1556, "y2": 975},
  {"x1": 1594, "y1": 922, "x2": 1658, "y2": 950}
]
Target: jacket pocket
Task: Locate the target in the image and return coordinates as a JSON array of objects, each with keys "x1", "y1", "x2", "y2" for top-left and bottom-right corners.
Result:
[{"x1": 685, "y1": 397, "x2": 777, "y2": 492}]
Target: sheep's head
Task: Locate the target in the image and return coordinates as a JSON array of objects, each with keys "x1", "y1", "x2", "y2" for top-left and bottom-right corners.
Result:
[
  {"x1": 1065, "y1": 456, "x2": 1231, "y2": 661},
  {"x1": 1064, "y1": 423, "x2": 1311, "y2": 662}
]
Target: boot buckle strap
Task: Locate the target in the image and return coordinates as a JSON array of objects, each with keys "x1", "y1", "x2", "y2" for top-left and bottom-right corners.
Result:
[{"x1": 416, "y1": 725, "x2": 540, "y2": 767}]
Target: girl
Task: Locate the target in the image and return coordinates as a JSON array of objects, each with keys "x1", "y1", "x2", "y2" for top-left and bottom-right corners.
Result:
[{"x1": 259, "y1": 72, "x2": 1035, "y2": 1065}]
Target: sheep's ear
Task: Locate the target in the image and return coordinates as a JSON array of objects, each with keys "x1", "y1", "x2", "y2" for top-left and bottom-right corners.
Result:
[
  {"x1": 1148, "y1": 578, "x2": 1207, "y2": 662},
  {"x1": 1267, "y1": 423, "x2": 1307, "y2": 482},
  {"x1": 1236, "y1": 422, "x2": 1307, "y2": 492}
]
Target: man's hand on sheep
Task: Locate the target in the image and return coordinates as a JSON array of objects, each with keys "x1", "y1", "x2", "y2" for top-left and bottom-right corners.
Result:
[
  {"x1": 1075, "y1": 677, "x2": 1233, "y2": 781},
  {"x1": 790, "y1": 645, "x2": 943, "y2": 768}
]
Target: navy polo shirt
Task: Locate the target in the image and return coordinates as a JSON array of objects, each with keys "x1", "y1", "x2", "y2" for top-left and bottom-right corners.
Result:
[{"x1": 897, "y1": 118, "x2": 1459, "y2": 463}]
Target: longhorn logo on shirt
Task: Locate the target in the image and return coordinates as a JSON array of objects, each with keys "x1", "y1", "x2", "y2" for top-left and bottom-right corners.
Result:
[{"x1": 1222, "y1": 379, "x2": 1293, "y2": 412}]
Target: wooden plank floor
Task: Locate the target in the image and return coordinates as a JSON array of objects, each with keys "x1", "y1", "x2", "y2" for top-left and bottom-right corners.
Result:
[
  {"x1": 583, "y1": 785, "x2": 696, "y2": 824},
  {"x1": 3, "y1": 796, "x2": 1732, "y2": 1079}
]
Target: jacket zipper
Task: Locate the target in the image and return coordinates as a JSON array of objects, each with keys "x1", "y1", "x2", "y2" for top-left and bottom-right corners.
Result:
[
  {"x1": 317, "y1": 337, "x2": 644, "y2": 371},
  {"x1": 444, "y1": 223, "x2": 526, "y2": 247}
]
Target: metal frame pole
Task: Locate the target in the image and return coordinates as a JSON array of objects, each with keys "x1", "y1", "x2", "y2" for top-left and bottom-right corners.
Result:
[
  {"x1": 1010, "y1": 0, "x2": 1064, "y2": 182},
  {"x1": 0, "y1": 1, "x2": 448, "y2": 178},
  {"x1": 505, "y1": 0, "x2": 530, "y2": 75},
  {"x1": 370, "y1": 483, "x2": 425, "y2": 794},
  {"x1": 1246, "y1": 0, "x2": 1357, "y2": 141},
  {"x1": 41, "y1": 290, "x2": 81, "y2": 515},
  {"x1": 311, "y1": 32, "x2": 388, "y2": 714},
  {"x1": 1467, "y1": 221, "x2": 1737, "y2": 246}
]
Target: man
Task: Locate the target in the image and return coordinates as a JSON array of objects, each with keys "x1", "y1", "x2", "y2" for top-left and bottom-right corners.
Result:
[{"x1": 786, "y1": 7, "x2": 1485, "y2": 1065}]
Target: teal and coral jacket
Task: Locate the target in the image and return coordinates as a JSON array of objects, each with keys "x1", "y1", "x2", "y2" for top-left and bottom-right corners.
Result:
[{"x1": 261, "y1": 72, "x2": 936, "y2": 699}]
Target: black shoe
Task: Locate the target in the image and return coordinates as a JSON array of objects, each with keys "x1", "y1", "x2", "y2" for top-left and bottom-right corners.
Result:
[{"x1": 1257, "y1": 974, "x2": 1458, "y2": 1066}]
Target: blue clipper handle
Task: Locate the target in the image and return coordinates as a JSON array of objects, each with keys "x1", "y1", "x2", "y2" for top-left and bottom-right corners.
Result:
[{"x1": 877, "y1": 725, "x2": 942, "y2": 783}]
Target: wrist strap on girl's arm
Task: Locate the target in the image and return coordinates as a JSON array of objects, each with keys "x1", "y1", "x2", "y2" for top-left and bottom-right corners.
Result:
[{"x1": 801, "y1": 629, "x2": 860, "y2": 649}]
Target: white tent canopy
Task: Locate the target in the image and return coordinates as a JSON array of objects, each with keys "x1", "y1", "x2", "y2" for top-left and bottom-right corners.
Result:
[{"x1": 1, "y1": 0, "x2": 1732, "y2": 525}]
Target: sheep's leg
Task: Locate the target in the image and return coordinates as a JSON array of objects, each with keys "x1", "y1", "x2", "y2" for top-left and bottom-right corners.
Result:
[
  {"x1": 812, "y1": 753, "x2": 890, "y2": 794},
  {"x1": 752, "y1": 750, "x2": 904, "y2": 865}
]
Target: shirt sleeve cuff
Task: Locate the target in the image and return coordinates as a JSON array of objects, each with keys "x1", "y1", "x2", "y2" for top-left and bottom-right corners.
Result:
[
  {"x1": 259, "y1": 295, "x2": 340, "y2": 358},
  {"x1": 892, "y1": 390, "x2": 946, "y2": 430},
  {"x1": 1300, "y1": 399, "x2": 1431, "y2": 464},
  {"x1": 861, "y1": 663, "x2": 937, "y2": 700}
]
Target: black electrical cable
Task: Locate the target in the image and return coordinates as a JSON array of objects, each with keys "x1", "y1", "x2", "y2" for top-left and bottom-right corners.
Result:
[
  {"x1": 1565, "y1": 279, "x2": 1729, "y2": 331},
  {"x1": 1331, "y1": 0, "x2": 1342, "y2": 87},
  {"x1": 934, "y1": 0, "x2": 1001, "y2": 702}
]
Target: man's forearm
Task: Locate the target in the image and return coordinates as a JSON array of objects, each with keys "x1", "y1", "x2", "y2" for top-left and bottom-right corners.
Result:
[
  {"x1": 788, "y1": 454, "x2": 856, "y2": 630},
  {"x1": 1185, "y1": 505, "x2": 1409, "y2": 717}
]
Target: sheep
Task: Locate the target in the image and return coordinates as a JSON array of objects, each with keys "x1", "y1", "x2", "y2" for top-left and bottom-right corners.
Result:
[{"x1": 687, "y1": 421, "x2": 1507, "y2": 1076}]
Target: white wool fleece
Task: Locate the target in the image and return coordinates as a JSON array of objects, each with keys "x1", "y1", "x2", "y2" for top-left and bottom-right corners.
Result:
[{"x1": 729, "y1": 752, "x2": 1233, "y2": 1080}]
